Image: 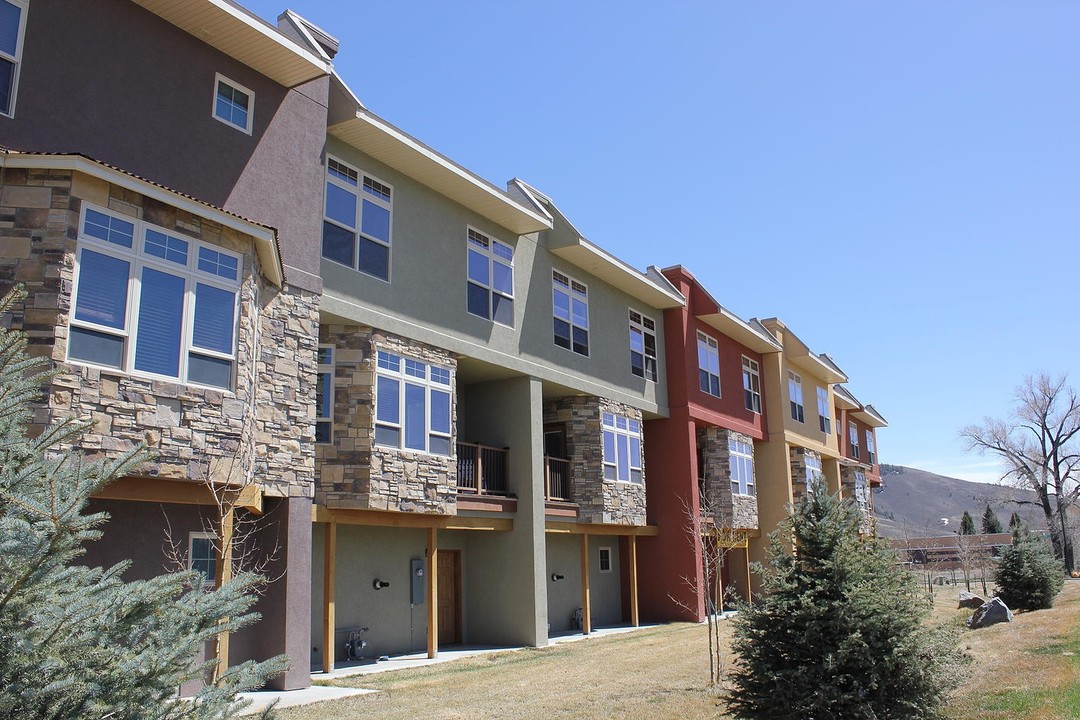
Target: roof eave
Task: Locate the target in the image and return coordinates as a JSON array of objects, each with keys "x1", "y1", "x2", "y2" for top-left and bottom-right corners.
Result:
[{"x1": 550, "y1": 240, "x2": 685, "y2": 310}]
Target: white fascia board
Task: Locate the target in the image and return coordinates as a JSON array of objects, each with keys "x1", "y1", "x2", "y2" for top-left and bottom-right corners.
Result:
[
  {"x1": 200, "y1": 0, "x2": 330, "y2": 76},
  {"x1": 6, "y1": 153, "x2": 283, "y2": 287}
]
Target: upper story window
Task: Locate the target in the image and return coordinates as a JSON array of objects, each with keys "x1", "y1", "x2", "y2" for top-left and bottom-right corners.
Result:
[
  {"x1": 466, "y1": 228, "x2": 514, "y2": 326},
  {"x1": 316, "y1": 345, "x2": 334, "y2": 444},
  {"x1": 374, "y1": 350, "x2": 452, "y2": 456},
  {"x1": 629, "y1": 309, "x2": 657, "y2": 381},
  {"x1": 866, "y1": 430, "x2": 876, "y2": 465},
  {"x1": 788, "y1": 370, "x2": 804, "y2": 423},
  {"x1": 68, "y1": 204, "x2": 241, "y2": 390},
  {"x1": 323, "y1": 156, "x2": 392, "y2": 281},
  {"x1": 816, "y1": 386, "x2": 831, "y2": 434},
  {"x1": 212, "y1": 74, "x2": 254, "y2": 134},
  {"x1": 849, "y1": 421, "x2": 860, "y2": 460},
  {"x1": 742, "y1": 356, "x2": 761, "y2": 413},
  {"x1": 804, "y1": 452, "x2": 822, "y2": 491},
  {"x1": 697, "y1": 331, "x2": 720, "y2": 397},
  {"x1": 729, "y1": 437, "x2": 755, "y2": 496},
  {"x1": 602, "y1": 412, "x2": 642, "y2": 483},
  {"x1": 553, "y1": 270, "x2": 588, "y2": 355},
  {"x1": 854, "y1": 470, "x2": 869, "y2": 512},
  {"x1": 0, "y1": 0, "x2": 27, "y2": 117}
]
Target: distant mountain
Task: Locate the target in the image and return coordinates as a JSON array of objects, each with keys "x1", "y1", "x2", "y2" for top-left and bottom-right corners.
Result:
[{"x1": 872, "y1": 465, "x2": 1043, "y2": 539}]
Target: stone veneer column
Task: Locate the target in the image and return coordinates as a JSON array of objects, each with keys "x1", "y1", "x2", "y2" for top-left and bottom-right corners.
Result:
[
  {"x1": 697, "y1": 426, "x2": 759, "y2": 531},
  {"x1": 789, "y1": 446, "x2": 823, "y2": 503}
]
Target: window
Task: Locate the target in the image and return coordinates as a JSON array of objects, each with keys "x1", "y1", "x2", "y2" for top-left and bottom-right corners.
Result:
[
  {"x1": 598, "y1": 546, "x2": 613, "y2": 573},
  {"x1": 316, "y1": 345, "x2": 334, "y2": 444},
  {"x1": 323, "y1": 156, "x2": 392, "y2": 281},
  {"x1": 68, "y1": 204, "x2": 241, "y2": 389},
  {"x1": 854, "y1": 471, "x2": 869, "y2": 512},
  {"x1": 466, "y1": 228, "x2": 514, "y2": 326},
  {"x1": 629, "y1": 309, "x2": 657, "y2": 381},
  {"x1": 729, "y1": 437, "x2": 755, "y2": 496},
  {"x1": 553, "y1": 270, "x2": 588, "y2": 355},
  {"x1": 374, "y1": 350, "x2": 452, "y2": 456},
  {"x1": 849, "y1": 421, "x2": 860, "y2": 460},
  {"x1": 189, "y1": 532, "x2": 217, "y2": 587},
  {"x1": 788, "y1": 370, "x2": 804, "y2": 423},
  {"x1": 212, "y1": 74, "x2": 254, "y2": 134},
  {"x1": 742, "y1": 356, "x2": 761, "y2": 413},
  {"x1": 697, "y1": 332, "x2": 720, "y2": 397},
  {"x1": 817, "y1": 386, "x2": 831, "y2": 434},
  {"x1": 602, "y1": 412, "x2": 642, "y2": 483},
  {"x1": 0, "y1": 0, "x2": 27, "y2": 117},
  {"x1": 866, "y1": 430, "x2": 876, "y2": 465},
  {"x1": 804, "y1": 453, "x2": 822, "y2": 491}
]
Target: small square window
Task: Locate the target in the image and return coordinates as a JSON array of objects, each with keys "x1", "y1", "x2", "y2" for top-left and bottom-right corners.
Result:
[{"x1": 213, "y1": 74, "x2": 254, "y2": 134}]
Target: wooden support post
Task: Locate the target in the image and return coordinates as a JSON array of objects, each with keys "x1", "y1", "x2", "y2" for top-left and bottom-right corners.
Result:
[
  {"x1": 215, "y1": 503, "x2": 235, "y2": 680},
  {"x1": 580, "y1": 533, "x2": 591, "y2": 635},
  {"x1": 629, "y1": 535, "x2": 639, "y2": 627},
  {"x1": 427, "y1": 527, "x2": 438, "y2": 658},
  {"x1": 745, "y1": 551, "x2": 753, "y2": 604},
  {"x1": 322, "y1": 521, "x2": 337, "y2": 674},
  {"x1": 475, "y1": 447, "x2": 484, "y2": 495}
]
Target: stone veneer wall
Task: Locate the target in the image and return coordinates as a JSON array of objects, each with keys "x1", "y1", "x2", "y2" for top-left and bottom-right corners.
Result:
[
  {"x1": 0, "y1": 168, "x2": 319, "y2": 498},
  {"x1": 840, "y1": 466, "x2": 874, "y2": 533},
  {"x1": 316, "y1": 325, "x2": 457, "y2": 514},
  {"x1": 696, "y1": 426, "x2": 759, "y2": 531},
  {"x1": 789, "y1": 446, "x2": 823, "y2": 504},
  {"x1": 543, "y1": 396, "x2": 646, "y2": 525}
]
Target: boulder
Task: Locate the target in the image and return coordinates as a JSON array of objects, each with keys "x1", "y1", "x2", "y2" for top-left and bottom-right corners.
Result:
[
  {"x1": 968, "y1": 597, "x2": 1013, "y2": 629},
  {"x1": 958, "y1": 591, "x2": 986, "y2": 609}
]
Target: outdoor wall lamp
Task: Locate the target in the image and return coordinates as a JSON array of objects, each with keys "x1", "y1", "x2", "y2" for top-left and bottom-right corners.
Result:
[
  {"x1": 551, "y1": 573, "x2": 565, "y2": 582},
  {"x1": 373, "y1": 578, "x2": 390, "y2": 590}
]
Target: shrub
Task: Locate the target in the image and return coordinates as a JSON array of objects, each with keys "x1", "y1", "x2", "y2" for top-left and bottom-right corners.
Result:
[{"x1": 994, "y1": 527, "x2": 1065, "y2": 611}]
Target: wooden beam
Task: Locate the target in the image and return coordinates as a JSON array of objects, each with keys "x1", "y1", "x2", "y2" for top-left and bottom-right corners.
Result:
[
  {"x1": 91, "y1": 476, "x2": 264, "y2": 514},
  {"x1": 313, "y1": 506, "x2": 512, "y2": 532},
  {"x1": 546, "y1": 521, "x2": 660, "y2": 537},
  {"x1": 580, "y1": 533, "x2": 591, "y2": 635},
  {"x1": 628, "y1": 535, "x2": 639, "y2": 627},
  {"x1": 427, "y1": 527, "x2": 438, "y2": 659},
  {"x1": 215, "y1": 504, "x2": 235, "y2": 680},
  {"x1": 322, "y1": 521, "x2": 337, "y2": 674}
]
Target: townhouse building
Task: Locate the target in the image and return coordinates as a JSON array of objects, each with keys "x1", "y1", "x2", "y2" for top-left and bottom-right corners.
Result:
[
  {"x1": 0, "y1": 0, "x2": 332, "y2": 690},
  {"x1": 832, "y1": 382, "x2": 888, "y2": 531}
]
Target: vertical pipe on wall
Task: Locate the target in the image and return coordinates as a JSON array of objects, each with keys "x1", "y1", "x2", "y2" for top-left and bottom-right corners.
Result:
[{"x1": 322, "y1": 520, "x2": 337, "y2": 674}]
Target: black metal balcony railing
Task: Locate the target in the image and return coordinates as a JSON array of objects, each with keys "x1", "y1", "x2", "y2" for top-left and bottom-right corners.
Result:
[
  {"x1": 456, "y1": 442, "x2": 509, "y2": 495},
  {"x1": 545, "y1": 456, "x2": 571, "y2": 502}
]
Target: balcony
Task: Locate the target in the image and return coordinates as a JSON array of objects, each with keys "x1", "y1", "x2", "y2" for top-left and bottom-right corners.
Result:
[
  {"x1": 545, "y1": 456, "x2": 571, "y2": 502},
  {"x1": 456, "y1": 442, "x2": 509, "y2": 496}
]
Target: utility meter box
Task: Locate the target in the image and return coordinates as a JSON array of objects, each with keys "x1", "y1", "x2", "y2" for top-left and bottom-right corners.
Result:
[{"x1": 410, "y1": 558, "x2": 425, "y2": 604}]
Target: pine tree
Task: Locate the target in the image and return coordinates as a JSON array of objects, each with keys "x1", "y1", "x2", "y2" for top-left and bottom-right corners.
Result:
[
  {"x1": 0, "y1": 287, "x2": 286, "y2": 719},
  {"x1": 980, "y1": 504, "x2": 1003, "y2": 534},
  {"x1": 727, "y1": 478, "x2": 968, "y2": 720},
  {"x1": 1009, "y1": 511, "x2": 1023, "y2": 531},
  {"x1": 994, "y1": 526, "x2": 1065, "y2": 611},
  {"x1": 960, "y1": 511, "x2": 976, "y2": 535}
]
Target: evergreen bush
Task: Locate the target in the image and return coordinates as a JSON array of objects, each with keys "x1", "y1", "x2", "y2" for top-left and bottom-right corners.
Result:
[
  {"x1": 727, "y1": 479, "x2": 968, "y2": 720},
  {"x1": 994, "y1": 527, "x2": 1065, "y2": 611}
]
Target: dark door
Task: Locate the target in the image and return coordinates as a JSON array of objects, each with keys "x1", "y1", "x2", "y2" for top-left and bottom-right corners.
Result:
[{"x1": 437, "y1": 550, "x2": 462, "y2": 645}]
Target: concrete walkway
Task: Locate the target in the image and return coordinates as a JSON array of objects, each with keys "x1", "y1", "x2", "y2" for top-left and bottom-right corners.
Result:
[{"x1": 237, "y1": 623, "x2": 653, "y2": 714}]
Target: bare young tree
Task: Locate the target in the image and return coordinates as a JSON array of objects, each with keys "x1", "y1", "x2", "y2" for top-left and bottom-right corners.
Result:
[{"x1": 962, "y1": 373, "x2": 1080, "y2": 573}]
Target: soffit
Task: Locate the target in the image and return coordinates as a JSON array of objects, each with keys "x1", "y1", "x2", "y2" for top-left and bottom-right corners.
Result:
[{"x1": 133, "y1": 0, "x2": 330, "y2": 87}]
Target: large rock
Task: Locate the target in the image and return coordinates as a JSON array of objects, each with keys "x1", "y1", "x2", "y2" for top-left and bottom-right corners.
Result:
[
  {"x1": 958, "y1": 591, "x2": 986, "y2": 609},
  {"x1": 968, "y1": 597, "x2": 1013, "y2": 629}
]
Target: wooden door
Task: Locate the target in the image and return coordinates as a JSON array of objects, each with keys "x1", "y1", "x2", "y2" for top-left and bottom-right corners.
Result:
[{"x1": 437, "y1": 550, "x2": 462, "y2": 645}]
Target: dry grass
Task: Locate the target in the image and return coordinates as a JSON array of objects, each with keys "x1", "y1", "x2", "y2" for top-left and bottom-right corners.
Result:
[{"x1": 278, "y1": 581, "x2": 1080, "y2": 720}]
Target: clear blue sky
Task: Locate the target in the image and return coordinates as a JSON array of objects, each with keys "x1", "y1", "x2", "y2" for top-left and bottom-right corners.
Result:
[{"x1": 246, "y1": 1, "x2": 1080, "y2": 485}]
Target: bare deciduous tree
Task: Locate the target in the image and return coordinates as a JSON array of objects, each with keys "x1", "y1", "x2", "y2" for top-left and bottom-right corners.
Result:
[{"x1": 962, "y1": 373, "x2": 1080, "y2": 572}]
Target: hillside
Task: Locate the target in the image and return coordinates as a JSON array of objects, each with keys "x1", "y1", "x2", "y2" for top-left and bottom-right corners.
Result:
[{"x1": 872, "y1": 465, "x2": 1043, "y2": 538}]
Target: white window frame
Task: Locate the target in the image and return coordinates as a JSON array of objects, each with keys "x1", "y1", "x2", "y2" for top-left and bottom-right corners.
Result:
[
  {"x1": 322, "y1": 155, "x2": 393, "y2": 282},
  {"x1": 804, "y1": 453, "x2": 823, "y2": 491},
  {"x1": 598, "y1": 546, "x2": 613, "y2": 573},
  {"x1": 373, "y1": 350, "x2": 453, "y2": 457},
  {"x1": 68, "y1": 203, "x2": 242, "y2": 390},
  {"x1": 602, "y1": 411, "x2": 642, "y2": 483},
  {"x1": 188, "y1": 531, "x2": 217, "y2": 587},
  {"x1": 0, "y1": 0, "x2": 29, "y2": 118},
  {"x1": 212, "y1": 73, "x2": 254, "y2": 135},
  {"x1": 866, "y1": 430, "x2": 876, "y2": 465},
  {"x1": 466, "y1": 227, "x2": 514, "y2": 326},
  {"x1": 816, "y1": 386, "x2": 831, "y2": 434},
  {"x1": 629, "y1": 309, "x2": 657, "y2": 382},
  {"x1": 729, "y1": 437, "x2": 755, "y2": 496},
  {"x1": 849, "y1": 421, "x2": 860, "y2": 461},
  {"x1": 742, "y1": 356, "x2": 761, "y2": 413},
  {"x1": 854, "y1": 471, "x2": 869, "y2": 512},
  {"x1": 697, "y1": 331, "x2": 721, "y2": 398},
  {"x1": 316, "y1": 344, "x2": 334, "y2": 444},
  {"x1": 552, "y1": 270, "x2": 589, "y2": 356},
  {"x1": 788, "y1": 370, "x2": 804, "y2": 423}
]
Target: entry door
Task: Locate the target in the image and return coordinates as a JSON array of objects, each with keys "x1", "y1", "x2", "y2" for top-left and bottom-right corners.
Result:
[{"x1": 437, "y1": 550, "x2": 462, "y2": 645}]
